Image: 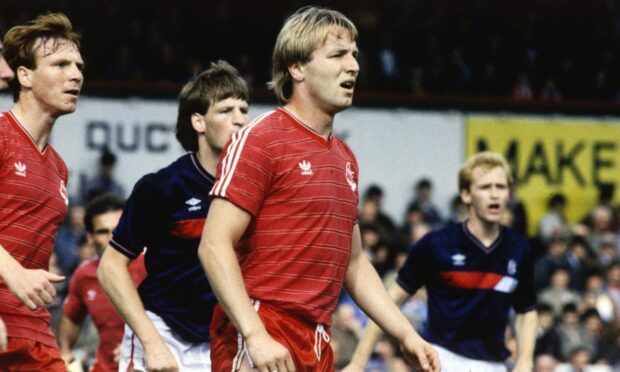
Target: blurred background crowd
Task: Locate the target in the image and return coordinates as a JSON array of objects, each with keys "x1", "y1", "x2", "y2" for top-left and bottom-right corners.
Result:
[{"x1": 3, "y1": 0, "x2": 620, "y2": 371}]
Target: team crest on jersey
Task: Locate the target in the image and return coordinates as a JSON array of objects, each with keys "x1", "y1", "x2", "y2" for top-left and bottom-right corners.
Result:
[
  {"x1": 507, "y1": 259, "x2": 517, "y2": 275},
  {"x1": 87, "y1": 289, "x2": 97, "y2": 301},
  {"x1": 451, "y1": 253, "x2": 466, "y2": 266},
  {"x1": 59, "y1": 180, "x2": 69, "y2": 206},
  {"x1": 298, "y1": 160, "x2": 313, "y2": 175},
  {"x1": 345, "y1": 162, "x2": 356, "y2": 192},
  {"x1": 185, "y1": 198, "x2": 202, "y2": 212},
  {"x1": 14, "y1": 162, "x2": 26, "y2": 177}
]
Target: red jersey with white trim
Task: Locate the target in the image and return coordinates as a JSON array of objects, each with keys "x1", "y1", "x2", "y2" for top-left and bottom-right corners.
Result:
[
  {"x1": 211, "y1": 108, "x2": 359, "y2": 325},
  {"x1": 0, "y1": 111, "x2": 69, "y2": 347},
  {"x1": 63, "y1": 255, "x2": 146, "y2": 372}
]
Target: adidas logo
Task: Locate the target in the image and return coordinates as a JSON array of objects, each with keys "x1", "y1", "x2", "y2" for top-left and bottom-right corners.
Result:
[
  {"x1": 14, "y1": 162, "x2": 26, "y2": 177},
  {"x1": 185, "y1": 198, "x2": 202, "y2": 212},
  {"x1": 298, "y1": 160, "x2": 313, "y2": 176}
]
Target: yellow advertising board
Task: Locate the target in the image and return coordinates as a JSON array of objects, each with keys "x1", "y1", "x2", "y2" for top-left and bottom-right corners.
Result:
[{"x1": 466, "y1": 116, "x2": 620, "y2": 236}]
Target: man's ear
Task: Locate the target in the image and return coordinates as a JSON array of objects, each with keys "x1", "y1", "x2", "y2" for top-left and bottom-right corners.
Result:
[
  {"x1": 460, "y1": 189, "x2": 471, "y2": 205},
  {"x1": 17, "y1": 66, "x2": 33, "y2": 89},
  {"x1": 288, "y1": 62, "x2": 305, "y2": 82},
  {"x1": 191, "y1": 113, "x2": 206, "y2": 133}
]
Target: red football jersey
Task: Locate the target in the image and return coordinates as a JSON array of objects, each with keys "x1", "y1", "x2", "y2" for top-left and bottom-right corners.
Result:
[
  {"x1": 211, "y1": 108, "x2": 359, "y2": 325},
  {"x1": 63, "y1": 255, "x2": 146, "y2": 372},
  {"x1": 0, "y1": 111, "x2": 69, "y2": 347}
]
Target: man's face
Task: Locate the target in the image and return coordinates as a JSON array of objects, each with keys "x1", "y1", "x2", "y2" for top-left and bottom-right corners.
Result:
[
  {"x1": 200, "y1": 97, "x2": 248, "y2": 153},
  {"x1": 0, "y1": 41, "x2": 15, "y2": 90},
  {"x1": 21, "y1": 37, "x2": 83, "y2": 116},
  {"x1": 296, "y1": 27, "x2": 359, "y2": 114},
  {"x1": 460, "y1": 165, "x2": 510, "y2": 226},
  {"x1": 89, "y1": 210, "x2": 122, "y2": 257}
]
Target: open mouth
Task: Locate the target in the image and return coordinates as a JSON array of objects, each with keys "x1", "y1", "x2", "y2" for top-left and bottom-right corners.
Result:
[
  {"x1": 488, "y1": 203, "x2": 501, "y2": 212},
  {"x1": 340, "y1": 80, "x2": 355, "y2": 90},
  {"x1": 65, "y1": 89, "x2": 80, "y2": 97}
]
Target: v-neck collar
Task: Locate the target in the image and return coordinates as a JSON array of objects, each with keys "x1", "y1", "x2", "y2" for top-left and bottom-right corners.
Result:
[
  {"x1": 189, "y1": 152, "x2": 215, "y2": 183},
  {"x1": 7, "y1": 111, "x2": 50, "y2": 160},
  {"x1": 278, "y1": 108, "x2": 332, "y2": 149},
  {"x1": 461, "y1": 222, "x2": 504, "y2": 254}
]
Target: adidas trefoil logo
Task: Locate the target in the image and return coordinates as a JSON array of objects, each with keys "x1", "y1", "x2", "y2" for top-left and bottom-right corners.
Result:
[
  {"x1": 14, "y1": 162, "x2": 26, "y2": 177},
  {"x1": 185, "y1": 198, "x2": 202, "y2": 212},
  {"x1": 298, "y1": 160, "x2": 313, "y2": 176}
]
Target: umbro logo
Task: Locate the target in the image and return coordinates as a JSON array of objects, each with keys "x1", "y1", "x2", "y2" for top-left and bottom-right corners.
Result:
[
  {"x1": 452, "y1": 253, "x2": 466, "y2": 266},
  {"x1": 298, "y1": 160, "x2": 313, "y2": 176},
  {"x1": 87, "y1": 289, "x2": 96, "y2": 301},
  {"x1": 185, "y1": 198, "x2": 202, "y2": 212},
  {"x1": 14, "y1": 162, "x2": 26, "y2": 177}
]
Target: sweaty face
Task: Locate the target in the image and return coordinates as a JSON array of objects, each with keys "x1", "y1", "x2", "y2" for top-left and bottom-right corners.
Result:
[
  {"x1": 90, "y1": 210, "x2": 122, "y2": 257},
  {"x1": 298, "y1": 27, "x2": 359, "y2": 114},
  {"x1": 202, "y1": 97, "x2": 248, "y2": 153},
  {"x1": 24, "y1": 38, "x2": 84, "y2": 116},
  {"x1": 460, "y1": 165, "x2": 510, "y2": 226}
]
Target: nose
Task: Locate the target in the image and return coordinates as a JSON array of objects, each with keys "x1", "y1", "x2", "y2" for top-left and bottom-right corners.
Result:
[
  {"x1": 69, "y1": 63, "x2": 84, "y2": 84},
  {"x1": 232, "y1": 108, "x2": 248, "y2": 128},
  {"x1": 345, "y1": 53, "x2": 359, "y2": 74},
  {"x1": 0, "y1": 57, "x2": 15, "y2": 81}
]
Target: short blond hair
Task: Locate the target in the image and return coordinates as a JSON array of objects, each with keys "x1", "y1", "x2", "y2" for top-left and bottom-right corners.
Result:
[
  {"x1": 458, "y1": 151, "x2": 513, "y2": 192},
  {"x1": 268, "y1": 6, "x2": 357, "y2": 104}
]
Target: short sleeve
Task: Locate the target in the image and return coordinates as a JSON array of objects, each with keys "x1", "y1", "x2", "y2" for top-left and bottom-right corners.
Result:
[
  {"x1": 210, "y1": 129, "x2": 274, "y2": 216},
  {"x1": 62, "y1": 269, "x2": 88, "y2": 324},
  {"x1": 110, "y1": 174, "x2": 165, "y2": 259},
  {"x1": 511, "y1": 241, "x2": 537, "y2": 313},
  {"x1": 396, "y1": 235, "x2": 432, "y2": 294}
]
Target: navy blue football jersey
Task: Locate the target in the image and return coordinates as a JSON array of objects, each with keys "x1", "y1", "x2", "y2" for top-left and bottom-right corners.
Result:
[
  {"x1": 110, "y1": 153, "x2": 215, "y2": 343},
  {"x1": 397, "y1": 222, "x2": 536, "y2": 362}
]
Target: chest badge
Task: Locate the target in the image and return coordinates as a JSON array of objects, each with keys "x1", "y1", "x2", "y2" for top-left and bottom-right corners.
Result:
[
  {"x1": 345, "y1": 162, "x2": 356, "y2": 192},
  {"x1": 508, "y1": 259, "x2": 517, "y2": 275}
]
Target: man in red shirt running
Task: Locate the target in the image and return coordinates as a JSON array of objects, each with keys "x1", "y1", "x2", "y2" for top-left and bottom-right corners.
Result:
[
  {"x1": 59, "y1": 194, "x2": 146, "y2": 372},
  {"x1": 199, "y1": 6, "x2": 440, "y2": 372},
  {"x1": 0, "y1": 13, "x2": 84, "y2": 371}
]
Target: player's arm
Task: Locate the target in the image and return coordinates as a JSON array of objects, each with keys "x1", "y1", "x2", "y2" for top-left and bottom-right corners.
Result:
[
  {"x1": 0, "y1": 316, "x2": 6, "y2": 351},
  {"x1": 343, "y1": 224, "x2": 439, "y2": 372},
  {"x1": 198, "y1": 197, "x2": 295, "y2": 372},
  {"x1": 512, "y1": 309, "x2": 537, "y2": 372},
  {"x1": 97, "y1": 246, "x2": 178, "y2": 372},
  {"x1": 0, "y1": 244, "x2": 65, "y2": 310},
  {"x1": 58, "y1": 315, "x2": 81, "y2": 365}
]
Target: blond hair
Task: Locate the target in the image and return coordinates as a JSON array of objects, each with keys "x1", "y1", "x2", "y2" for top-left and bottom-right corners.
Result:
[
  {"x1": 458, "y1": 151, "x2": 513, "y2": 192},
  {"x1": 268, "y1": 6, "x2": 357, "y2": 104},
  {"x1": 3, "y1": 12, "x2": 81, "y2": 101}
]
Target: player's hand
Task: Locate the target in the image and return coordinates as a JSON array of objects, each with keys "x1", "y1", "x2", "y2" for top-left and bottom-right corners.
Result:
[
  {"x1": 0, "y1": 316, "x2": 7, "y2": 351},
  {"x1": 400, "y1": 332, "x2": 440, "y2": 372},
  {"x1": 4, "y1": 266, "x2": 65, "y2": 310},
  {"x1": 144, "y1": 340, "x2": 178, "y2": 372},
  {"x1": 246, "y1": 331, "x2": 296, "y2": 372},
  {"x1": 113, "y1": 343, "x2": 121, "y2": 363}
]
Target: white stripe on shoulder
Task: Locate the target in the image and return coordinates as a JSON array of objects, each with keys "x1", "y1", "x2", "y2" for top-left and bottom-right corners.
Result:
[{"x1": 212, "y1": 110, "x2": 274, "y2": 196}]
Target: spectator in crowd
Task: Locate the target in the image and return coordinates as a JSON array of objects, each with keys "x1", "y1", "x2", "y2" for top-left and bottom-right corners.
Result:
[
  {"x1": 538, "y1": 267, "x2": 582, "y2": 317},
  {"x1": 54, "y1": 204, "x2": 87, "y2": 276},
  {"x1": 534, "y1": 238, "x2": 570, "y2": 291},
  {"x1": 81, "y1": 148, "x2": 125, "y2": 203},
  {"x1": 555, "y1": 303, "x2": 592, "y2": 360},
  {"x1": 534, "y1": 354, "x2": 558, "y2": 372},
  {"x1": 538, "y1": 193, "x2": 569, "y2": 244},
  {"x1": 534, "y1": 303, "x2": 561, "y2": 359},
  {"x1": 410, "y1": 178, "x2": 442, "y2": 228},
  {"x1": 605, "y1": 260, "x2": 620, "y2": 320}
]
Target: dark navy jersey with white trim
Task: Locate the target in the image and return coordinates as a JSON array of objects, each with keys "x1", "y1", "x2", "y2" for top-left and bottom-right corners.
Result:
[
  {"x1": 110, "y1": 153, "x2": 215, "y2": 343},
  {"x1": 397, "y1": 222, "x2": 536, "y2": 362}
]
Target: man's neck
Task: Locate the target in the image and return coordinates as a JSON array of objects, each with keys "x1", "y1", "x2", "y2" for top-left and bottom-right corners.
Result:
[
  {"x1": 283, "y1": 100, "x2": 335, "y2": 140},
  {"x1": 196, "y1": 144, "x2": 219, "y2": 176},
  {"x1": 466, "y1": 217, "x2": 501, "y2": 248},
  {"x1": 11, "y1": 100, "x2": 56, "y2": 151}
]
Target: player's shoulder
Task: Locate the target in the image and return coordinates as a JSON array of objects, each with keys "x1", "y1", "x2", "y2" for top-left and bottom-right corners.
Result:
[
  {"x1": 72, "y1": 258, "x2": 99, "y2": 279},
  {"x1": 501, "y1": 225, "x2": 532, "y2": 249},
  {"x1": 131, "y1": 155, "x2": 191, "y2": 197}
]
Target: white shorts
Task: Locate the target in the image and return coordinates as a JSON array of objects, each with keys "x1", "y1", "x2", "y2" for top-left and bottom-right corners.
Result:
[
  {"x1": 118, "y1": 310, "x2": 211, "y2": 372},
  {"x1": 433, "y1": 344, "x2": 507, "y2": 372}
]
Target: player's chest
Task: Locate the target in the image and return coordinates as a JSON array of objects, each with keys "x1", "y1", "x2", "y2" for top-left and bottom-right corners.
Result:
[{"x1": 168, "y1": 186, "x2": 211, "y2": 239}]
